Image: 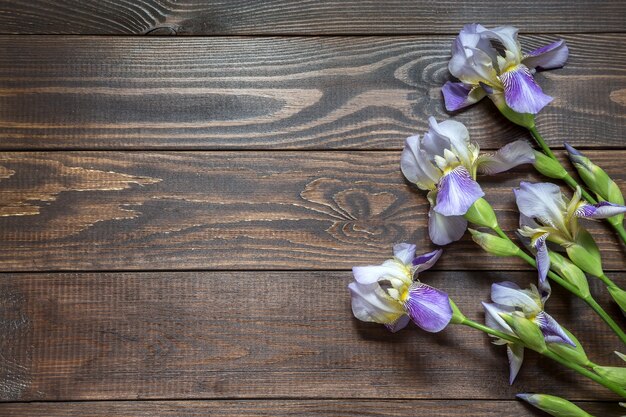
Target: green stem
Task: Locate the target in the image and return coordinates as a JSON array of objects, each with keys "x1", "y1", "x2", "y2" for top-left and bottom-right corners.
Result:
[
  {"x1": 492, "y1": 227, "x2": 626, "y2": 345},
  {"x1": 612, "y1": 223, "x2": 626, "y2": 247},
  {"x1": 598, "y1": 273, "x2": 619, "y2": 290},
  {"x1": 460, "y1": 318, "x2": 626, "y2": 398}
]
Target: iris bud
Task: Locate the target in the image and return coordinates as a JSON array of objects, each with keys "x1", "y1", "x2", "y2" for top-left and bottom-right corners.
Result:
[
  {"x1": 464, "y1": 198, "x2": 498, "y2": 229},
  {"x1": 517, "y1": 393, "x2": 593, "y2": 417},
  {"x1": 547, "y1": 327, "x2": 590, "y2": 367},
  {"x1": 566, "y1": 229, "x2": 603, "y2": 277},
  {"x1": 533, "y1": 151, "x2": 568, "y2": 179},
  {"x1": 592, "y1": 364, "x2": 626, "y2": 387},
  {"x1": 501, "y1": 313, "x2": 546, "y2": 353},
  {"x1": 547, "y1": 251, "x2": 590, "y2": 298},
  {"x1": 469, "y1": 229, "x2": 520, "y2": 257},
  {"x1": 607, "y1": 286, "x2": 626, "y2": 315}
]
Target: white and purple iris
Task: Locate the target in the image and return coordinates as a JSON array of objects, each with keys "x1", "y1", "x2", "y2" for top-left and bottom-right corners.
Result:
[
  {"x1": 515, "y1": 182, "x2": 626, "y2": 283},
  {"x1": 348, "y1": 244, "x2": 452, "y2": 333},
  {"x1": 401, "y1": 117, "x2": 535, "y2": 245},
  {"x1": 443, "y1": 24, "x2": 568, "y2": 115},
  {"x1": 483, "y1": 281, "x2": 574, "y2": 384}
]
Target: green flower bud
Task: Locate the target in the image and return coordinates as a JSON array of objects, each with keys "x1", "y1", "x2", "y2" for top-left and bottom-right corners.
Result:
[
  {"x1": 448, "y1": 299, "x2": 466, "y2": 325},
  {"x1": 547, "y1": 327, "x2": 590, "y2": 367},
  {"x1": 469, "y1": 229, "x2": 520, "y2": 257},
  {"x1": 517, "y1": 393, "x2": 594, "y2": 417},
  {"x1": 566, "y1": 229, "x2": 603, "y2": 277},
  {"x1": 548, "y1": 251, "x2": 590, "y2": 298},
  {"x1": 490, "y1": 93, "x2": 536, "y2": 129},
  {"x1": 464, "y1": 198, "x2": 499, "y2": 229},
  {"x1": 533, "y1": 150, "x2": 568, "y2": 179},
  {"x1": 501, "y1": 313, "x2": 546, "y2": 353},
  {"x1": 607, "y1": 286, "x2": 626, "y2": 315},
  {"x1": 593, "y1": 364, "x2": 626, "y2": 387}
]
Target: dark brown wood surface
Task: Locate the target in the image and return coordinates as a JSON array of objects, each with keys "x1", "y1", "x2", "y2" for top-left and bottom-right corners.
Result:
[
  {"x1": 0, "y1": 1, "x2": 624, "y2": 34},
  {"x1": 0, "y1": 35, "x2": 624, "y2": 150},
  {"x1": 1, "y1": 2, "x2": 625, "y2": 416}
]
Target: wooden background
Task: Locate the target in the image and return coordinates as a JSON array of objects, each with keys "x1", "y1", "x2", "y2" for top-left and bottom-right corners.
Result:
[{"x1": 0, "y1": 1, "x2": 625, "y2": 415}]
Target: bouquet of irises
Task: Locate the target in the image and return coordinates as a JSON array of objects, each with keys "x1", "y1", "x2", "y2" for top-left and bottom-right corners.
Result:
[{"x1": 348, "y1": 24, "x2": 626, "y2": 417}]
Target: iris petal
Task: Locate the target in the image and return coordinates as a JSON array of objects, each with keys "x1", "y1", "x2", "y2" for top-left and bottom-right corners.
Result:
[
  {"x1": 534, "y1": 233, "x2": 551, "y2": 288},
  {"x1": 523, "y1": 40, "x2": 569, "y2": 71},
  {"x1": 575, "y1": 202, "x2": 626, "y2": 219},
  {"x1": 393, "y1": 243, "x2": 416, "y2": 265},
  {"x1": 428, "y1": 207, "x2": 468, "y2": 245},
  {"x1": 434, "y1": 166, "x2": 485, "y2": 216},
  {"x1": 476, "y1": 140, "x2": 535, "y2": 175},
  {"x1": 535, "y1": 311, "x2": 576, "y2": 346},
  {"x1": 352, "y1": 264, "x2": 405, "y2": 285},
  {"x1": 491, "y1": 281, "x2": 541, "y2": 314},
  {"x1": 507, "y1": 344, "x2": 525, "y2": 384},
  {"x1": 412, "y1": 248, "x2": 443, "y2": 273},
  {"x1": 348, "y1": 282, "x2": 405, "y2": 325},
  {"x1": 404, "y1": 283, "x2": 453, "y2": 333},
  {"x1": 500, "y1": 65, "x2": 553, "y2": 114},
  {"x1": 442, "y1": 81, "x2": 487, "y2": 111},
  {"x1": 515, "y1": 182, "x2": 567, "y2": 230},
  {"x1": 384, "y1": 314, "x2": 411, "y2": 333}
]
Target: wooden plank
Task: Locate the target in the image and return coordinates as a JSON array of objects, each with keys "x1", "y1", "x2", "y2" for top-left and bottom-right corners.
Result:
[
  {"x1": 0, "y1": 35, "x2": 624, "y2": 150},
  {"x1": 0, "y1": 150, "x2": 624, "y2": 272},
  {"x1": 0, "y1": 1, "x2": 624, "y2": 34},
  {"x1": 1, "y1": 271, "x2": 624, "y2": 401},
  {"x1": 0, "y1": 151, "x2": 626, "y2": 271},
  {"x1": 0, "y1": 399, "x2": 623, "y2": 417}
]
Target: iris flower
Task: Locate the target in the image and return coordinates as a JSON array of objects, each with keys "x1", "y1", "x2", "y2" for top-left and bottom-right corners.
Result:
[
  {"x1": 515, "y1": 182, "x2": 626, "y2": 282},
  {"x1": 348, "y1": 244, "x2": 452, "y2": 333},
  {"x1": 401, "y1": 117, "x2": 535, "y2": 245},
  {"x1": 483, "y1": 281, "x2": 574, "y2": 384},
  {"x1": 443, "y1": 24, "x2": 568, "y2": 116}
]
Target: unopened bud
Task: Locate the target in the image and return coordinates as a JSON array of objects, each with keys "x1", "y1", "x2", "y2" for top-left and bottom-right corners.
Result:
[
  {"x1": 607, "y1": 286, "x2": 626, "y2": 316},
  {"x1": 593, "y1": 364, "x2": 626, "y2": 387},
  {"x1": 547, "y1": 327, "x2": 590, "y2": 367},
  {"x1": 469, "y1": 229, "x2": 520, "y2": 257},
  {"x1": 548, "y1": 251, "x2": 590, "y2": 298},
  {"x1": 533, "y1": 151, "x2": 568, "y2": 179},
  {"x1": 566, "y1": 229, "x2": 603, "y2": 277},
  {"x1": 501, "y1": 313, "x2": 546, "y2": 353},
  {"x1": 517, "y1": 393, "x2": 593, "y2": 417},
  {"x1": 464, "y1": 198, "x2": 498, "y2": 229}
]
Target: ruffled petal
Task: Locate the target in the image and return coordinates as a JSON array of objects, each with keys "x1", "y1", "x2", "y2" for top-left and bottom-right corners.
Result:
[
  {"x1": 428, "y1": 207, "x2": 468, "y2": 246},
  {"x1": 434, "y1": 166, "x2": 485, "y2": 216},
  {"x1": 575, "y1": 202, "x2": 626, "y2": 219},
  {"x1": 442, "y1": 81, "x2": 487, "y2": 111},
  {"x1": 384, "y1": 314, "x2": 411, "y2": 333},
  {"x1": 490, "y1": 281, "x2": 541, "y2": 314},
  {"x1": 412, "y1": 248, "x2": 443, "y2": 273},
  {"x1": 404, "y1": 283, "x2": 453, "y2": 333},
  {"x1": 348, "y1": 282, "x2": 405, "y2": 325},
  {"x1": 393, "y1": 243, "x2": 416, "y2": 265},
  {"x1": 500, "y1": 65, "x2": 553, "y2": 114},
  {"x1": 400, "y1": 135, "x2": 441, "y2": 190},
  {"x1": 515, "y1": 182, "x2": 567, "y2": 229},
  {"x1": 523, "y1": 39, "x2": 569, "y2": 71},
  {"x1": 507, "y1": 343, "x2": 525, "y2": 385},
  {"x1": 476, "y1": 140, "x2": 535, "y2": 175},
  {"x1": 535, "y1": 311, "x2": 576, "y2": 346}
]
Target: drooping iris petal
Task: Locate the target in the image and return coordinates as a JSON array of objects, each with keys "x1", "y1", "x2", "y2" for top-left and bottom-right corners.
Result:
[
  {"x1": 412, "y1": 248, "x2": 443, "y2": 273},
  {"x1": 534, "y1": 233, "x2": 551, "y2": 286},
  {"x1": 515, "y1": 182, "x2": 567, "y2": 230},
  {"x1": 490, "y1": 281, "x2": 541, "y2": 315},
  {"x1": 352, "y1": 264, "x2": 406, "y2": 285},
  {"x1": 435, "y1": 166, "x2": 485, "y2": 216},
  {"x1": 384, "y1": 314, "x2": 411, "y2": 333},
  {"x1": 483, "y1": 302, "x2": 515, "y2": 335},
  {"x1": 523, "y1": 40, "x2": 569, "y2": 71},
  {"x1": 476, "y1": 140, "x2": 535, "y2": 175},
  {"x1": 393, "y1": 243, "x2": 416, "y2": 265},
  {"x1": 404, "y1": 283, "x2": 453, "y2": 333},
  {"x1": 348, "y1": 282, "x2": 406, "y2": 324},
  {"x1": 400, "y1": 135, "x2": 441, "y2": 190},
  {"x1": 428, "y1": 117, "x2": 472, "y2": 167},
  {"x1": 442, "y1": 81, "x2": 487, "y2": 111},
  {"x1": 535, "y1": 311, "x2": 576, "y2": 346},
  {"x1": 428, "y1": 208, "x2": 468, "y2": 246},
  {"x1": 507, "y1": 344, "x2": 525, "y2": 384},
  {"x1": 575, "y1": 202, "x2": 626, "y2": 219},
  {"x1": 500, "y1": 65, "x2": 553, "y2": 114}
]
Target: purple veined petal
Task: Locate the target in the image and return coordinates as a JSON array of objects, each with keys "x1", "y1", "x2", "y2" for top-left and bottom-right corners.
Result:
[
  {"x1": 523, "y1": 39, "x2": 569, "y2": 71},
  {"x1": 507, "y1": 343, "x2": 525, "y2": 385},
  {"x1": 500, "y1": 65, "x2": 553, "y2": 114},
  {"x1": 535, "y1": 311, "x2": 576, "y2": 347},
  {"x1": 515, "y1": 182, "x2": 567, "y2": 230},
  {"x1": 442, "y1": 81, "x2": 487, "y2": 112},
  {"x1": 404, "y1": 283, "x2": 453, "y2": 333},
  {"x1": 384, "y1": 314, "x2": 411, "y2": 333},
  {"x1": 575, "y1": 201, "x2": 626, "y2": 219},
  {"x1": 476, "y1": 140, "x2": 535, "y2": 175},
  {"x1": 482, "y1": 302, "x2": 515, "y2": 335},
  {"x1": 412, "y1": 248, "x2": 443, "y2": 273},
  {"x1": 428, "y1": 206, "x2": 468, "y2": 246},
  {"x1": 428, "y1": 117, "x2": 472, "y2": 166},
  {"x1": 534, "y1": 233, "x2": 551, "y2": 289},
  {"x1": 434, "y1": 166, "x2": 485, "y2": 216},
  {"x1": 491, "y1": 281, "x2": 541, "y2": 313},
  {"x1": 393, "y1": 243, "x2": 416, "y2": 265},
  {"x1": 352, "y1": 264, "x2": 405, "y2": 285},
  {"x1": 348, "y1": 282, "x2": 406, "y2": 325}
]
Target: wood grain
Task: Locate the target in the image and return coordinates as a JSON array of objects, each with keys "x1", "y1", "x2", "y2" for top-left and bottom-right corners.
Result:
[
  {"x1": 0, "y1": 1, "x2": 624, "y2": 34},
  {"x1": 0, "y1": 399, "x2": 623, "y2": 417},
  {"x1": 0, "y1": 35, "x2": 624, "y2": 150},
  {"x1": 0, "y1": 150, "x2": 624, "y2": 272},
  {"x1": 1, "y1": 271, "x2": 625, "y2": 402}
]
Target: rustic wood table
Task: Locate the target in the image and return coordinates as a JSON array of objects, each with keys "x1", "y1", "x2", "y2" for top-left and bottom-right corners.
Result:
[{"x1": 0, "y1": 1, "x2": 624, "y2": 416}]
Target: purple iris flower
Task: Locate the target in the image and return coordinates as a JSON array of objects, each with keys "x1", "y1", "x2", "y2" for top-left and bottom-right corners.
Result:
[
  {"x1": 348, "y1": 244, "x2": 452, "y2": 333},
  {"x1": 515, "y1": 182, "x2": 626, "y2": 284},
  {"x1": 401, "y1": 117, "x2": 535, "y2": 245},
  {"x1": 443, "y1": 24, "x2": 568, "y2": 115},
  {"x1": 483, "y1": 281, "x2": 574, "y2": 384}
]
